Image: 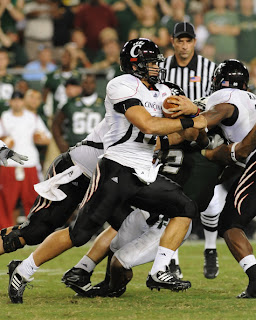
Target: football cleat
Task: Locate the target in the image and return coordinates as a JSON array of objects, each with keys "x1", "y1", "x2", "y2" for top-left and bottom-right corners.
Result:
[
  {"x1": 204, "y1": 249, "x2": 219, "y2": 279},
  {"x1": 61, "y1": 267, "x2": 93, "y2": 295},
  {"x1": 169, "y1": 259, "x2": 183, "y2": 279},
  {"x1": 146, "y1": 267, "x2": 191, "y2": 292},
  {"x1": 8, "y1": 260, "x2": 33, "y2": 304},
  {"x1": 237, "y1": 291, "x2": 253, "y2": 298},
  {"x1": 77, "y1": 280, "x2": 126, "y2": 298},
  {"x1": 237, "y1": 286, "x2": 256, "y2": 299}
]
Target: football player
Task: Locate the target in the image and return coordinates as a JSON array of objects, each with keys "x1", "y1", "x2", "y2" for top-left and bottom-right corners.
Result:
[
  {"x1": 52, "y1": 75, "x2": 105, "y2": 153},
  {"x1": 103, "y1": 59, "x2": 255, "y2": 298},
  {"x1": 7, "y1": 38, "x2": 207, "y2": 303},
  {"x1": 199, "y1": 60, "x2": 256, "y2": 298}
]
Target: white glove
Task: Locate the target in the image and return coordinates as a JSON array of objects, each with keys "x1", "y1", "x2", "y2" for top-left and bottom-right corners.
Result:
[
  {"x1": 205, "y1": 134, "x2": 225, "y2": 150},
  {"x1": 0, "y1": 147, "x2": 28, "y2": 166},
  {"x1": 193, "y1": 97, "x2": 209, "y2": 111}
]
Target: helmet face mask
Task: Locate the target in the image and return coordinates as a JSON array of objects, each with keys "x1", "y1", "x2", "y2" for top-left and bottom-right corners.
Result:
[
  {"x1": 211, "y1": 59, "x2": 249, "y2": 92},
  {"x1": 120, "y1": 38, "x2": 166, "y2": 84}
]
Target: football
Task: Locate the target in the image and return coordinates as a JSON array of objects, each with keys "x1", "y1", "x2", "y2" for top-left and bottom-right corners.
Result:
[{"x1": 162, "y1": 96, "x2": 181, "y2": 118}]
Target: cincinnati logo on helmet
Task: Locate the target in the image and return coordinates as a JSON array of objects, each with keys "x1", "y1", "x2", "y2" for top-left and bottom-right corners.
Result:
[{"x1": 130, "y1": 40, "x2": 145, "y2": 61}]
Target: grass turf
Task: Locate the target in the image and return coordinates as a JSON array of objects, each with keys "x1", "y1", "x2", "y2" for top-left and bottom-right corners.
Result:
[{"x1": 1, "y1": 240, "x2": 256, "y2": 320}]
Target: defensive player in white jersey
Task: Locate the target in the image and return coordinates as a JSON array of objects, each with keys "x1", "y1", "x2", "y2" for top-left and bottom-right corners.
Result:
[
  {"x1": 7, "y1": 38, "x2": 207, "y2": 303},
  {"x1": 0, "y1": 140, "x2": 28, "y2": 166}
]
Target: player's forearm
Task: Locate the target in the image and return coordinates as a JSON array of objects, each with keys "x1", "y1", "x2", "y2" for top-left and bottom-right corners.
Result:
[
  {"x1": 144, "y1": 117, "x2": 183, "y2": 135},
  {"x1": 139, "y1": 116, "x2": 206, "y2": 136},
  {"x1": 203, "y1": 144, "x2": 232, "y2": 165},
  {"x1": 203, "y1": 136, "x2": 255, "y2": 165},
  {"x1": 234, "y1": 125, "x2": 256, "y2": 159}
]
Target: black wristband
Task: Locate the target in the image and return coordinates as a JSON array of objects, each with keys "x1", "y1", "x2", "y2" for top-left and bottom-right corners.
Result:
[{"x1": 180, "y1": 118, "x2": 194, "y2": 129}]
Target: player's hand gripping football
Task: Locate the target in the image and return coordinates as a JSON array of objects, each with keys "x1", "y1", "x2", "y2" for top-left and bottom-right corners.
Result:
[
  {"x1": 166, "y1": 96, "x2": 199, "y2": 118},
  {"x1": 0, "y1": 146, "x2": 28, "y2": 166}
]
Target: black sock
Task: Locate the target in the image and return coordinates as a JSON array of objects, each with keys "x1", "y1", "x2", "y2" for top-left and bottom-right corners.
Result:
[
  {"x1": 246, "y1": 264, "x2": 256, "y2": 282},
  {"x1": 246, "y1": 265, "x2": 256, "y2": 296}
]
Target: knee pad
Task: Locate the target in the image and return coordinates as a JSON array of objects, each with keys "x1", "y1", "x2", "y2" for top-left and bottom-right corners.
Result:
[{"x1": 1, "y1": 226, "x2": 24, "y2": 253}]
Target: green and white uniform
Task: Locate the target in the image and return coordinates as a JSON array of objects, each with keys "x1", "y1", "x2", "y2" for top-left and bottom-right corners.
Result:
[{"x1": 60, "y1": 93, "x2": 105, "y2": 147}]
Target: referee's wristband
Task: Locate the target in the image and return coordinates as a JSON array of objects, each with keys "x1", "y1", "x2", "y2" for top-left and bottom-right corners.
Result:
[
  {"x1": 180, "y1": 118, "x2": 194, "y2": 129},
  {"x1": 230, "y1": 142, "x2": 246, "y2": 168},
  {"x1": 187, "y1": 108, "x2": 200, "y2": 118}
]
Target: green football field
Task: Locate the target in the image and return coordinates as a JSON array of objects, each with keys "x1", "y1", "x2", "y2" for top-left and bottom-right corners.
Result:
[{"x1": 1, "y1": 240, "x2": 256, "y2": 320}]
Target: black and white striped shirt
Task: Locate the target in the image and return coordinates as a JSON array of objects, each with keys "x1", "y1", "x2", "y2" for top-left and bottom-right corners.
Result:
[{"x1": 160, "y1": 53, "x2": 216, "y2": 100}]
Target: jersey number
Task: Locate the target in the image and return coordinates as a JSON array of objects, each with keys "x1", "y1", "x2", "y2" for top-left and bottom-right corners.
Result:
[
  {"x1": 73, "y1": 112, "x2": 102, "y2": 135},
  {"x1": 162, "y1": 149, "x2": 184, "y2": 174}
]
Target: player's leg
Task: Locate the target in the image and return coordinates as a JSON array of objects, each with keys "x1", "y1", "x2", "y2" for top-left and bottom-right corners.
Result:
[
  {"x1": 218, "y1": 156, "x2": 256, "y2": 298},
  {"x1": 169, "y1": 250, "x2": 183, "y2": 279},
  {"x1": 164, "y1": 149, "x2": 224, "y2": 280},
  {"x1": 81, "y1": 209, "x2": 152, "y2": 297},
  {"x1": 61, "y1": 207, "x2": 137, "y2": 296},
  {"x1": 79, "y1": 211, "x2": 173, "y2": 298},
  {"x1": 62, "y1": 225, "x2": 117, "y2": 295},
  {"x1": 1, "y1": 153, "x2": 88, "y2": 256},
  {"x1": 132, "y1": 175, "x2": 196, "y2": 291},
  {"x1": 8, "y1": 159, "x2": 138, "y2": 303},
  {"x1": 201, "y1": 170, "x2": 241, "y2": 279},
  {"x1": 109, "y1": 214, "x2": 169, "y2": 294},
  {"x1": 200, "y1": 184, "x2": 225, "y2": 279},
  {"x1": 224, "y1": 226, "x2": 256, "y2": 298}
]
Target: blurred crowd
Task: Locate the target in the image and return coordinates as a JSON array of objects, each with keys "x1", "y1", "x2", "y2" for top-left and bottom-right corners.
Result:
[{"x1": 1, "y1": 0, "x2": 256, "y2": 226}]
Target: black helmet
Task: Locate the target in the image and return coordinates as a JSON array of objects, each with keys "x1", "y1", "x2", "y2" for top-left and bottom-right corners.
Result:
[
  {"x1": 120, "y1": 38, "x2": 166, "y2": 84},
  {"x1": 211, "y1": 59, "x2": 249, "y2": 92}
]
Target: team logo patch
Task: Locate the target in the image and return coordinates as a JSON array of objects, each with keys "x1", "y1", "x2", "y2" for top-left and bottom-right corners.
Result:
[{"x1": 190, "y1": 76, "x2": 201, "y2": 82}]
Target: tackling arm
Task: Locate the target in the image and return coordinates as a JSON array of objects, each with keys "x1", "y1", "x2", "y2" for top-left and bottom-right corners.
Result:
[
  {"x1": 203, "y1": 123, "x2": 256, "y2": 165},
  {"x1": 201, "y1": 103, "x2": 235, "y2": 130}
]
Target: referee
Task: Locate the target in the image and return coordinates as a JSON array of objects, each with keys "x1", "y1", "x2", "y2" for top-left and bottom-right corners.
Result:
[
  {"x1": 160, "y1": 22, "x2": 220, "y2": 280},
  {"x1": 161, "y1": 22, "x2": 216, "y2": 100}
]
